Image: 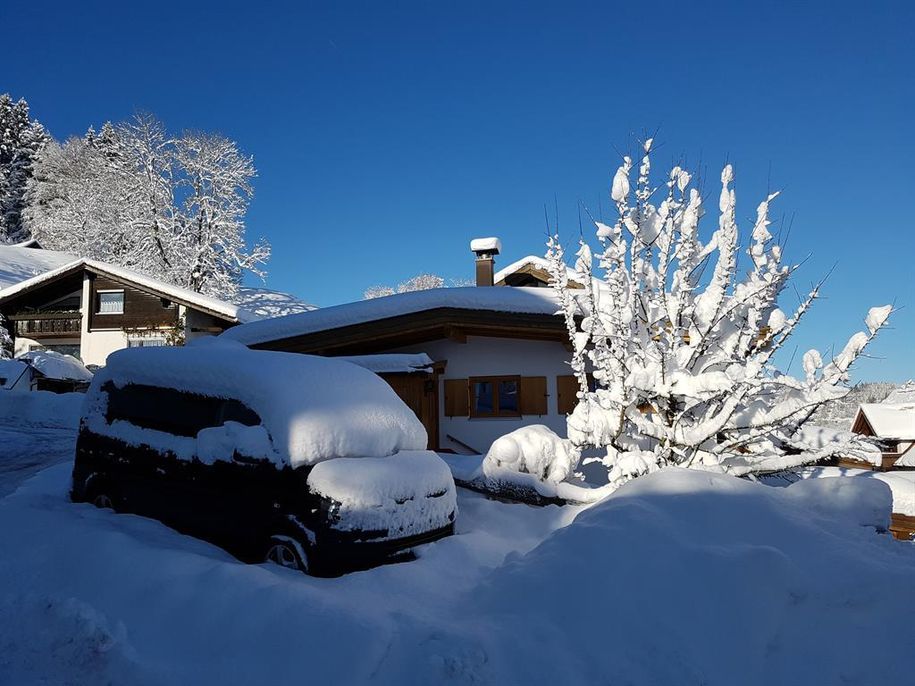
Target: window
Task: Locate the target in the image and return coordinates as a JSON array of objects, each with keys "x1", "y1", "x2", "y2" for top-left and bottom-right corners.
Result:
[
  {"x1": 469, "y1": 376, "x2": 521, "y2": 418},
  {"x1": 97, "y1": 290, "x2": 124, "y2": 314},
  {"x1": 104, "y1": 382, "x2": 260, "y2": 437},
  {"x1": 128, "y1": 337, "x2": 167, "y2": 348}
]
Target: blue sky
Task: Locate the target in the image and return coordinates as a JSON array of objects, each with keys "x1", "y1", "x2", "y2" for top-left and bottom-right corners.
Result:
[{"x1": 4, "y1": 1, "x2": 914, "y2": 381}]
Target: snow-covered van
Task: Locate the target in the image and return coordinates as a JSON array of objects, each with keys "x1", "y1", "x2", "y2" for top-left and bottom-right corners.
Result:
[{"x1": 70, "y1": 342, "x2": 457, "y2": 575}]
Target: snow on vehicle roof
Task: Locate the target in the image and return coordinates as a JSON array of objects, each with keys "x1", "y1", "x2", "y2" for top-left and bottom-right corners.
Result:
[
  {"x1": 855, "y1": 403, "x2": 915, "y2": 440},
  {"x1": 0, "y1": 257, "x2": 259, "y2": 324},
  {"x1": 336, "y1": 353, "x2": 434, "y2": 374},
  {"x1": 220, "y1": 286, "x2": 566, "y2": 346},
  {"x1": 0, "y1": 246, "x2": 77, "y2": 290},
  {"x1": 86, "y1": 342, "x2": 427, "y2": 467},
  {"x1": 470, "y1": 237, "x2": 502, "y2": 253},
  {"x1": 19, "y1": 350, "x2": 93, "y2": 382}
]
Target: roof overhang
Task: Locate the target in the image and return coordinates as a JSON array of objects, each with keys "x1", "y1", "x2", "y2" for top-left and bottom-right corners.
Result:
[{"x1": 248, "y1": 307, "x2": 571, "y2": 355}]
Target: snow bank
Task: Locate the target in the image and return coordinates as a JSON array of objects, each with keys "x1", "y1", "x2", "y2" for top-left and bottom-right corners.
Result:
[
  {"x1": 470, "y1": 468, "x2": 915, "y2": 685},
  {"x1": 2, "y1": 462, "x2": 914, "y2": 684},
  {"x1": 307, "y1": 450, "x2": 456, "y2": 539},
  {"x1": 0, "y1": 594, "x2": 154, "y2": 686},
  {"x1": 220, "y1": 286, "x2": 566, "y2": 346},
  {"x1": 85, "y1": 344, "x2": 427, "y2": 467},
  {"x1": 0, "y1": 390, "x2": 83, "y2": 429},
  {"x1": 772, "y1": 465, "x2": 915, "y2": 517},
  {"x1": 20, "y1": 350, "x2": 93, "y2": 382}
]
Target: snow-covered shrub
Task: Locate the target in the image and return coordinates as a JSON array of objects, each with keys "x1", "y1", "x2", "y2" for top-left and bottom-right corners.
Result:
[
  {"x1": 547, "y1": 139, "x2": 892, "y2": 485},
  {"x1": 481, "y1": 425, "x2": 579, "y2": 484}
]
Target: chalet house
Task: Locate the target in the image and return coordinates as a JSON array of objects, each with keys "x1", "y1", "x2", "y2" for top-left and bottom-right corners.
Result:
[
  {"x1": 0, "y1": 250, "x2": 259, "y2": 367},
  {"x1": 222, "y1": 238, "x2": 585, "y2": 454},
  {"x1": 848, "y1": 403, "x2": 915, "y2": 470}
]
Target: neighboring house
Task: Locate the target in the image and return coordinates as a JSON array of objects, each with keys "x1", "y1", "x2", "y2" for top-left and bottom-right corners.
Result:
[
  {"x1": 849, "y1": 403, "x2": 915, "y2": 470},
  {"x1": 222, "y1": 239, "x2": 585, "y2": 454},
  {"x1": 0, "y1": 350, "x2": 93, "y2": 393},
  {"x1": 0, "y1": 254, "x2": 260, "y2": 367}
]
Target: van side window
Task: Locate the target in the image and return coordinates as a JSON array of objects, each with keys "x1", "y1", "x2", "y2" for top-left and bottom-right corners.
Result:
[{"x1": 104, "y1": 383, "x2": 260, "y2": 437}]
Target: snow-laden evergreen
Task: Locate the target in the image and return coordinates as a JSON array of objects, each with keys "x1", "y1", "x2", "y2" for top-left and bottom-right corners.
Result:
[
  {"x1": 0, "y1": 94, "x2": 50, "y2": 244},
  {"x1": 0, "y1": 313, "x2": 13, "y2": 359},
  {"x1": 546, "y1": 140, "x2": 892, "y2": 484},
  {"x1": 23, "y1": 114, "x2": 269, "y2": 298}
]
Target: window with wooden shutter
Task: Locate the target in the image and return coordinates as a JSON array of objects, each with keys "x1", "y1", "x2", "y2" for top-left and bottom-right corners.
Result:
[
  {"x1": 556, "y1": 375, "x2": 579, "y2": 415},
  {"x1": 443, "y1": 378, "x2": 469, "y2": 417},
  {"x1": 520, "y1": 376, "x2": 547, "y2": 416}
]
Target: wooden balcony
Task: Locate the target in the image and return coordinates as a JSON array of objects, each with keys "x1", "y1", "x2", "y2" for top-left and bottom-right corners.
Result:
[{"x1": 9, "y1": 312, "x2": 82, "y2": 338}]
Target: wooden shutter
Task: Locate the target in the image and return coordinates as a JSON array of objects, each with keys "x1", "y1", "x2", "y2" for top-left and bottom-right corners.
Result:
[
  {"x1": 443, "y1": 378, "x2": 469, "y2": 417},
  {"x1": 519, "y1": 376, "x2": 547, "y2": 416},
  {"x1": 556, "y1": 375, "x2": 579, "y2": 415}
]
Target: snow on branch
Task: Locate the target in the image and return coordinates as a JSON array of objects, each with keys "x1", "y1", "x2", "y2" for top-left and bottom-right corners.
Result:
[{"x1": 547, "y1": 141, "x2": 892, "y2": 486}]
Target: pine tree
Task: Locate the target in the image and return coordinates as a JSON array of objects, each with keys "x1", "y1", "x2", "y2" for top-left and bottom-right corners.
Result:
[
  {"x1": 0, "y1": 94, "x2": 50, "y2": 243},
  {"x1": 546, "y1": 139, "x2": 891, "y2": 485},
  {"x1": 0, "y1": 313, "x2": 13, "y2": 359}
]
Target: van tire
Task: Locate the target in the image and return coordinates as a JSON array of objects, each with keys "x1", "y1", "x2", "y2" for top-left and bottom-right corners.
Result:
[{"x1": 264, "y1": 536, "x2": 308, "y2": 573}]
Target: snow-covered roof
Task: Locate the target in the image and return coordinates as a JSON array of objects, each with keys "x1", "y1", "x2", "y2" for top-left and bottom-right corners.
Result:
[
  {"x1": 0, "y1": 359, "x2": 29, "y2": 389},
  {"x1": 232, "y1": 287, "x2": 316, "y2": 319},
  {"x1": 87, "y1": 341, "x2": 427, "y2": 467},
  {"x1": 221, "y1": 286, "x2": 565, "y2": 346},
  {"x1": 0, "y1": 246, "x2": 78, "y2": 291},
  {"x1": 19, "y1": 350, "x2": 93, "y2": 382},
  {"x1": 337, "y1": 353, "x2": 434, "y2": 374},
  {"x1": 854, "y1": 403, "x2": 915, "y2": 440},
  {"x1": 0, "y1": 257, "x2": 260, "y2": 324},
  {"x1": 470, "y1": 237, "x2": 502, "y2": 254},
  {"x1": 884, "y1": 381, "x2": 915, "y2": 404},
  {"x1": 494, "y1": 255, "x2": 580, "y2": 286}
]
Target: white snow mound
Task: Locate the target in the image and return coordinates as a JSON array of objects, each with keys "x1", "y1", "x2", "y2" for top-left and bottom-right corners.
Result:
[{"x1": 482, "y1": 425, "x2": 579, "y2": 483}]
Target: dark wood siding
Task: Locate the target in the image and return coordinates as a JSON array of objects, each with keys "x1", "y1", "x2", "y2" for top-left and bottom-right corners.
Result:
[{"x1": 88, "y1": 275, "x2": 179, "y2": 331}]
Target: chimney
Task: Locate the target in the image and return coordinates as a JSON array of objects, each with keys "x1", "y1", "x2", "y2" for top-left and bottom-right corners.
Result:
[{"x1": 470, "y1": 237, "x2": 501, "y2": 287}]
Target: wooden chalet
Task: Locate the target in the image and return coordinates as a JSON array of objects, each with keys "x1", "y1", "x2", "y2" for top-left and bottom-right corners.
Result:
[{"x1": 843, "y1": 403, "x2": 915, "y2": 471}]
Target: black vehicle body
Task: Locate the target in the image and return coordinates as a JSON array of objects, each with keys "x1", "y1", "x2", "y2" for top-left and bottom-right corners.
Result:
[{"x1": 71, "y1": 376, "x2": 455, "y2": 577}]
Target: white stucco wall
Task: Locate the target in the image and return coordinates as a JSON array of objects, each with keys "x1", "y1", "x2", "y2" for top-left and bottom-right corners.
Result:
[{"x1": 385, "y1": 336, "x2": 573, "y2": 454}]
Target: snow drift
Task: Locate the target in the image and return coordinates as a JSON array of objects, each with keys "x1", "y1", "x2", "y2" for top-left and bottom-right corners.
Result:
[{"x1": 0, "y1": 464, "x2": 913, "y2": 684}]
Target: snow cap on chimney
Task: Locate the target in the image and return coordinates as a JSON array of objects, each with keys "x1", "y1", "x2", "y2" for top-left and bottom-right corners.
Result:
[
  {"x1": 470, "y1": 237, "x2": 501, "y2": 256},
  {"x1": 471, "y1": 236, "x2": 500, "y2": 286}
]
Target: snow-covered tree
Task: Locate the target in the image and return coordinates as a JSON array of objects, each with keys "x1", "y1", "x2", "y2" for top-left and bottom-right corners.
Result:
[
  {"x1": 0, "y1": 314, "x2": 13, "y2": 359},
  {"x1": 363, "y1": 273, "x2": 445, "y2": 299},
  {"x1": 24, "y1": 113, "x2": 269, "y2": 298},
  {"x1": 546, "y1": 139, "x2": 892, "y2": 485},
  {"x1": 0, "y1": 94, "x2": 50, "y2": 243}
]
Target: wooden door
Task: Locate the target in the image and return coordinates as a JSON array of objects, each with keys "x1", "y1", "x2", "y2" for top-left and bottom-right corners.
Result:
[{"x1": 381, "y1": 373, "x2": 439, "y2": 450}]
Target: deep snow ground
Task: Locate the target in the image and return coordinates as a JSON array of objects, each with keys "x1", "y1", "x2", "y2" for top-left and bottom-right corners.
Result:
[
  {"x1": 2, "y1": 429, "x2": 915, "y2": 685},
  {"x1": 0, "y1": 424, "x2": 75, "y2": 497}
]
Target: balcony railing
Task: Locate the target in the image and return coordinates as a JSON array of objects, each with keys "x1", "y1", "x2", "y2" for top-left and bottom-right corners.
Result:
[{"x1": 9, "y1": 312, "x2": 82, "y2": 337}]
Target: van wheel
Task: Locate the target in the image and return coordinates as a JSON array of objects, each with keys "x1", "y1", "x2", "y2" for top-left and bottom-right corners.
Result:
[
  {"x1": 264, "y1": 536, "x2": 308, "y2": 573},
  {"x1": 92, "y1": 493, "x2": 114, "y2": 509}
]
